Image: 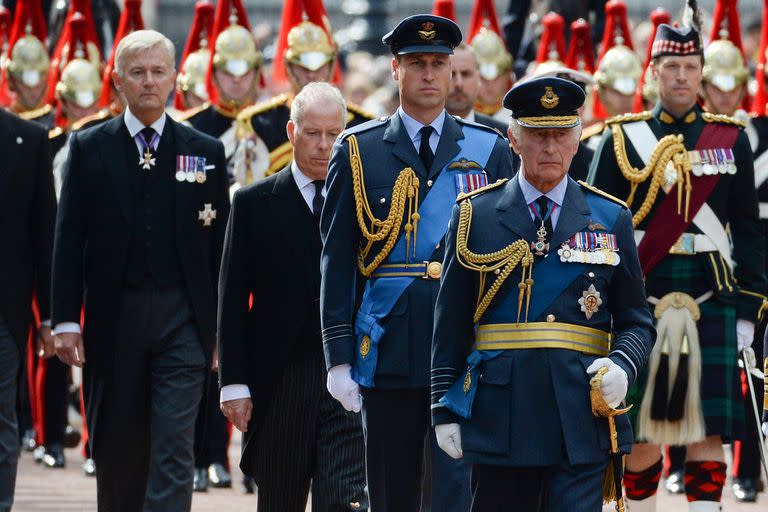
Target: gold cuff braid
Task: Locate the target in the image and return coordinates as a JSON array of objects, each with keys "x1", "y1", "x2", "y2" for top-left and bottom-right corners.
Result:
[
  {"x1": 349, "y1": 135, "x2": 420, "y2": 277},
  {"x1": 610, "y1": 124, "x2": 692, "y2": 227},
  {"x1": 456, "y1": 198, "x2": 534, "y2": 323}
]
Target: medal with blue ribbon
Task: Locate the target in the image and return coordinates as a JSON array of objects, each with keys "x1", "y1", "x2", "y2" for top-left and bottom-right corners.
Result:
[{"x1": 138, "y1": 131, "x2": 159, "y2": 170}]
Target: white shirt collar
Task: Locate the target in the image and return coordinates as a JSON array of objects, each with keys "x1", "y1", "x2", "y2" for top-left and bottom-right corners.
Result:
[
  {"x1": 397, "y1": 107, "x2": 446, "y2": 144},
  {"x1": 291, "y1": 161, "x2": 316, "y2": 190},
  {"x1": 123, "y1": 107, "x2": 166, "y2": 138},
  {"x1": 518, "y1": 168, "x2": 568, "y2": 206},
  {"x1": 464, "y1": 111, "x2": 477, "y2": 123}
]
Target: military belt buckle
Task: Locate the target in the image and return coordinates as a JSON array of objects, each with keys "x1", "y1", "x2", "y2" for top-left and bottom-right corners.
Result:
[
  {"x1": 668, "y1": 233, "x2": 696, "y2": 255},
  {"x1": 422, "y1": 261, "x2": 443, "y2": 280}
]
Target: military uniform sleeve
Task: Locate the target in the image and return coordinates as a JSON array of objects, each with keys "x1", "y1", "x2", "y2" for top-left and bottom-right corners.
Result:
[
  {"x1": 51, "y1": 133, "x2": 86, "y2": 327},
  {"x1": 32, "y1": 128, "x2": 56, "y2": 321},
  {"x1": 431, "y1": 204, "x2": 478, "y2": 425},
  {"x1": 319, "y1": 139, "x2": 359, "y2": 369},
  {"x1": 607, "y1": 207, "x2": 655, "y2": 385},
  {"x1": 218, "y1": 188, "x2": 255, "y2": 388},
  {"x1": 485, "y1": 135, "x2": 514, "y2": 180},
  {"x1": 728, "y1": 132, "x2": 767, "y2": 320}
]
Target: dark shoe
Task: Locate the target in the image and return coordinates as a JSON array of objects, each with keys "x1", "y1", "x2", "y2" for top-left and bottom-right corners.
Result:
[
  {"x1": 21, "y1": 429, "x2": 37, "y2": 452},
  {"x1": 208, "y1": 463, "x2": 232, "y2": 488},
  {"x1": 193, "y1": 467, "x2": 208, "y2": 492},
  {"x1": 32, "y1": 445, "x2": 46, "y2": 463},
  {"x1": 82, "y1": 458, "x2": 96, "y2": 477},
  {"x1": 242, "y1": 475, "x2": 254, "y2": 494},
  {"x1": 64, "y1": 426, "x2": 81, "y2": 448},
  {"x1": 664, "y1": 470, "x2": 684, "y2": 494},
  {"x1": 42, "y1": 444, "x2": 66, "y2": 468},
  {"x1": 733, "y1": 478, "x2": 758, "y2": 502}
]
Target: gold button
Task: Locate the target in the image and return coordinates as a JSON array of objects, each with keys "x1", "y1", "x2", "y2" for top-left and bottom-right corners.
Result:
[
  {"x1": 379, "y1": 197, "x2": 386, "y2": 204},
  {"x1": 588, "y1": 272, "x2": 595, "y2": 278},
  {"x1": 494, "y1": 268, "x2": 501, "y2": 275},
  {"x1": 349, "y1": 502, "x2": 361, "y2": 510},
  {"x1": 427, "y1": 261, "x2": 442, "y2": 279},
  {"x1": 546, "y1": 314, "x2": 555, "y2": 322},
  {"x1": 427, "y1": 179, "x2": 434, "y2": 187}
]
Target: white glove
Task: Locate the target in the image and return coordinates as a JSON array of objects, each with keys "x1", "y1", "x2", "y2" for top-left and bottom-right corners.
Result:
[
  {"x1": 586, "y1": 358, "x2": 628, "y2": 409},
  {"x1": 435, "y1": 423, "x2": 463, "y2": 459},
  {"x1": 737, "y1": 319, "x2": 755, "y2": 351},
  {"x1": 327, "y1": 364, "x2": 361, "y2": 413}
]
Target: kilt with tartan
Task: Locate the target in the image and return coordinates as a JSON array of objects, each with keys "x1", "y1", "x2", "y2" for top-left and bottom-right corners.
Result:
[{"x1": 625, "y1": 253, "x2": 745, "y2": 441}]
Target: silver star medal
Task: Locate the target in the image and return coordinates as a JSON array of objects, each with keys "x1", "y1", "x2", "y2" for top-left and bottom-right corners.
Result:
[
  {"x1": 578, "y1": 284, "x2": 602, "y2": 319},
  {"x1": 139, "y1": 147, "x2": 156, "y2": 170}
]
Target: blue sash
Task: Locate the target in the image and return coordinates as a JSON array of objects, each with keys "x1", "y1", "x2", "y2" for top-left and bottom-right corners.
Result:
[
  {"x1": 352, "y1": 125, "x2": 497, "y2": 387},
  {"x1": 440, "y1": 190, "x2": 622, "y2": 418}
]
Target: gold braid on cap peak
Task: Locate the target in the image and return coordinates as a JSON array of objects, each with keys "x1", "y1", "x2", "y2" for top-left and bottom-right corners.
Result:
[
  {"x1": 517, "y1": 115, "x2": 580, "y2": 127},
  {"x1": 455, "y1": 198, "x2": 534, "y2": 324},
  {"x1": 610, "y1": 123, "x2": 692, "y2": 227},
  {"x1": 349, "y1": 135, "x2": 420, "y2": 277}
]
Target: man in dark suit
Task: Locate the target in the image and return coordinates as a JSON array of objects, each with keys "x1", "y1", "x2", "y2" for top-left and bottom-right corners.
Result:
[
  {"x1": 219, "y1": 81, "x2": 367, "y2": 511},
  {"x1": 51, "y1": 29, "x2": 229, "y2": 512},
  {"x1": 320, "y1": 15, "x2": 513, "y2": 512},
  {"x1": 0, "y1": 109, "x2": 55, "y2": 511}
]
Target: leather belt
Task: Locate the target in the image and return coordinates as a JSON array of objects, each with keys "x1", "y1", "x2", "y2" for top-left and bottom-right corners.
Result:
[
  {"x1": 370, "y1": 261, "x2": 443, "y2": 280},
  {"x1": 474, "y1": 322, "x2": 611, "y2": 356}
]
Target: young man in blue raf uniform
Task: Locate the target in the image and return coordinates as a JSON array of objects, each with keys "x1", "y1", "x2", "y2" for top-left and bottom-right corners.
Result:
[
  {"x1": 430, "y1": 77, "x2": 655, "y2": 511},
  {"x1": 320, "y1": 14, "x2": 513, "y2": 512}
]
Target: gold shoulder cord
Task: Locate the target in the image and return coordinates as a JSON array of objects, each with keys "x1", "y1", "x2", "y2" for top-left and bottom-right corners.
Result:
[
  {"x1": 610, "y1": 124, "x2": 692, "y2": 227},
  {"x1": 348, "y1": 135, "x2": 420, "y2": 276},
  {"x1": 455, "y1": 198, "x2": 534, "y2": 324}
]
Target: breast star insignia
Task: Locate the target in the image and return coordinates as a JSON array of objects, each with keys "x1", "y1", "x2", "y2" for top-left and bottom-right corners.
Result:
[{"x1": 198, "y1": 203, "x2": 217, "y2": 226}]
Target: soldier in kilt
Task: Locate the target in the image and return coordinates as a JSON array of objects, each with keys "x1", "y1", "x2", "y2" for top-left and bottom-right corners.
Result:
[{"x1": 588, "y1": 6, "x2": 766, "y2": 510}]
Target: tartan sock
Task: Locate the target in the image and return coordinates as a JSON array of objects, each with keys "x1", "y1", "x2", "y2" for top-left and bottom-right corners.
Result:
[
  {"x1": 683, "y1": 461, "x2": 727, "y2": 502},
  {"x1": 624, "y1": 457, "x2": 663, "y2": 500}
]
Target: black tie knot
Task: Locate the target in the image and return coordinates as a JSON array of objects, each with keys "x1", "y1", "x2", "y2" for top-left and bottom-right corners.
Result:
[
  {"x1": 312, "y1": 180, "x2": 325, "y2": 217},
  {"x1": 535, "y1": 196, "x2": 552, "y2": 217},
  {"x1": 418, "y1": 125, "x2": 434, "y2": 171},
  {"x1": 140, "y1": 127, "x2": 156, "y2": 146}
]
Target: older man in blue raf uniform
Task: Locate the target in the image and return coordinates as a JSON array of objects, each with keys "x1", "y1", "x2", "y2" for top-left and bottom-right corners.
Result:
[
  {"x1": 320, "y1": 13, "x2": 513, "y2": 512},
  {"x1": 430, "y1": 77, "x2": 655, "y2": 511}
]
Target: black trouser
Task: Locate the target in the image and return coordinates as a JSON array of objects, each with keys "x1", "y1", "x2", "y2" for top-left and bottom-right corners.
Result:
[
  {"x1": 0, "y1": 315, "x2": 19, "y2": 512},
  {"x1": 360, "y1": 387, "x2": 471, "y2": 512},
  {"x1": 94, "y1": 286, "x2": 206, "y2": 512},
  {"x1": 249, "y1": 351, "x2": 367, "y2": 512},
  {"x1": 42, "y1": 357, "x2": 68, "y2": 447}
]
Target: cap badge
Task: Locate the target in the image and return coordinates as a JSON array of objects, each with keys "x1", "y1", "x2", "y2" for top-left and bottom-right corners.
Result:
[
  {"x1": 540, "y1": 86, "x2": 559, "y2": 109},
  {"x1": 419, "y1": 22, "x2": 436, "y2": 41}
]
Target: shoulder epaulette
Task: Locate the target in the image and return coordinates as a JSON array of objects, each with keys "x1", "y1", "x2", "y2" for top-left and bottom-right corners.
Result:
[
  {"x1": 176, "y1": 102, "x2": 210, "y2": 123},
  {"x1": 19, "y1": 104, "x2": 52, "y2": 121},
  {"x1": 71, "y1": 109, "x2": 110, "y2": 131},
  {"x1": 580, "y1": 121, "x2": 604, "y2": 141},
  {"x1": 456, "y1": 178, "x2": 508, "y2": 203},
  {"x1": 702, "y1": 112, "x2": 746, "y2": 128},
  {"x1": 577, "y1": 181, "x2": 627, "y2": 208},
  {"x1": 453, "y1": 114, "x2": 504, "y2": 138},
  {"x1": 340, "y1": 117, "x2": 388, "y2": 139},
  {"x1": 605, "y1": 111, "x2": 652, "y2": 125},
  {"x1": 48, "y1": 126, "x2": 64, "y2": 139},
  {"x1": 236, "y1": 94, "x2": 290, "y2": 123},
  {"x1": 346, "y1": 102, "x2": 375, "y2": 120}
]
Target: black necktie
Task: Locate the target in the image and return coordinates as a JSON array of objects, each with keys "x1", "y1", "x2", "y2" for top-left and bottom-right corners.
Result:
[
  {"x1": 535, "y1": 196, "x2": 554, "y2": 246},
  {"x1": 312, "y1": 180, "x2": 325, "y2": 218},
  {"x1": 418, "y1": 125, "x2": 434, "y2": 171},
  {"x1": 140, "y1": 127, "x2": 155, "y2": 145}
]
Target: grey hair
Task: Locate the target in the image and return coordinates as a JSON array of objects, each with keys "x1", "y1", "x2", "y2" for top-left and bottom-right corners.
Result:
[
  {"x1": 114, "y1": 30, "x2": 176, "y2": 77},
  {"x1": 507, "y1": 119, "x2": 582, "y2": 144},
  {"x1": 290, "y1": 81, "x2": 347, "y2": 128}
]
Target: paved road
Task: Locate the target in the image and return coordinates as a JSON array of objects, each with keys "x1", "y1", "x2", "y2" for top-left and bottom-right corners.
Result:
[{"x1": 12, "y1": 434, "x2": 767, "y2": 511}]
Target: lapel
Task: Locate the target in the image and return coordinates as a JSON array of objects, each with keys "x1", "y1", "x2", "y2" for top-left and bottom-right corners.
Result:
[
  {"x1": 496, "y1": 175, "x2": 537, "y2": 242},
  {"x1": 101, "y1": 114, "x2": 138, "y2": 223},
  {"x1": 270, "y1": 166, "x2": 316, "y2": 279},
  {"x1": 429, "y1": 114, "x2": 462, "y2": 179},
  {"x1": 549, "y1": 178, "x2": 590, "y2": 250},
  {"x1": 0, "y1": 111, "x2": 19, "y2": 202},
  {"x1": 383, "y1": 112, "x2": 429, "y2": 177}
]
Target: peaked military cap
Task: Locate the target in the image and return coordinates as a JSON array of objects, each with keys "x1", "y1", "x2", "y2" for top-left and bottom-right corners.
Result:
[
  {"x1": 383, "y1": 14, "x2": 462, "y2": 55},
  {"x1": 503, "y1": 77, "x2": 585, "y2": 128},
  {"x1": 651, "y1": 24, "x2": 702, "y2": 59}
]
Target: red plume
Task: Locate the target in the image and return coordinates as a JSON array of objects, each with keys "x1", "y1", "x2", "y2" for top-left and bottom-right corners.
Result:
[
  {"x1": 598, "y1": 1, "x2": 634, "y2": 62},
  {"x1": 564, "y1": 19, "x2": 595, "y2": 73},
  {"x1": 709, "y1": 0, "x2": 744, "y2": 54},
  {"x1": 536, "y1": 12, "x2": 566, "y2": 65},
  {"x1": 98, "y1": 0, "x2": 144, "y2": 108},
  {"x1": 204, "y1": 0, "x2": 254, "y2": 106},
  {"x1": 271, "y1": 0, "x2": 339, "y2": 87},
  {"x1": 48, "y1": 0, "x2": 103, "y2": 105},
  {"x1": 633, "y1": 8, "x2": 670, "y2": 112},
  {"x1": 174, "y1": 1, "x2": 214, "y2": 110},
  {"x1": 0, "y1": 0, "x2": 49, "y2": 107},
  {"x1": 468, "y1": 0, "x2": 502, "y2": 41},
  {"x1": 753, "y1": 0, "x2": 768, "y2": 115},
  {"x1": 432, "y1": 0, "x2": 456, "y2": 23}
]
